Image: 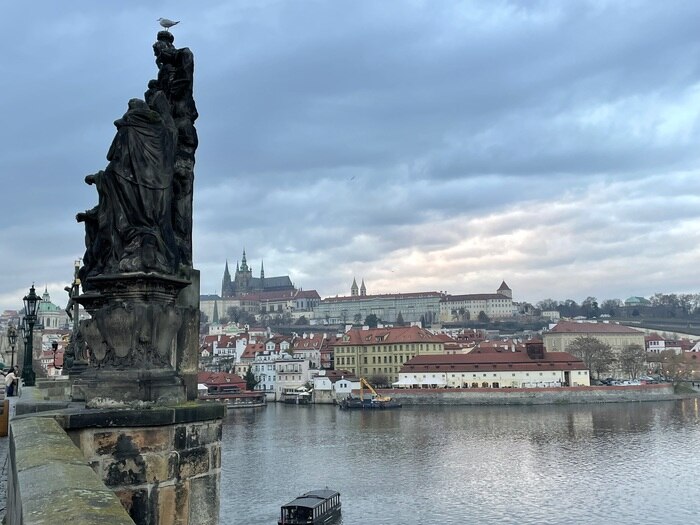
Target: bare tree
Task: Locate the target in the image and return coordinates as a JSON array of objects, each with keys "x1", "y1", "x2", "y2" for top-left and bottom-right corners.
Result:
[
  {"x1": 566, "y1": 336, "x2": 615, "y2": 379},
  {"x1": 618, "y1": 343, "x2": 646, "y2": 379}
]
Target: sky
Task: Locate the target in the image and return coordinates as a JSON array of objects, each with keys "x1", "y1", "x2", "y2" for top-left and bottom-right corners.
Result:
[{"x1": 2, "y1": 1, "x2": 700, "y2": 312}]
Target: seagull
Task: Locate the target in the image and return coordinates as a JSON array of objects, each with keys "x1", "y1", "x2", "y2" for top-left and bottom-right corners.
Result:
[{"x1": 158, "y1": 18, "x2": 180, "y2": 31}]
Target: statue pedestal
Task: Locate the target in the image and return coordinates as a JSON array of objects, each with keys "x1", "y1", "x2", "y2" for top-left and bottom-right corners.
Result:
[{"x1": 75, "y1": 272, "x2": 190, "y2": 408}]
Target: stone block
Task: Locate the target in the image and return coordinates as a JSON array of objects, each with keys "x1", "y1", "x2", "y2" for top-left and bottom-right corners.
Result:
[
  {"x1": 188, "y1": 473, "x2": 220, "y2": 525},
  {"x1": 94, "y1": 426, "x2": 174, "y2": 455},
  {"x1": 116, "y1": 487, "x2": 152, "y2": 525},
  {"x1": 177, "y1": 447, "x2": 210, "y2": 478},
  {"x1": 158, "y1": 482, "x2": 191, "y2": 525},
  {"x1": 210, "y1": 443, "x2": 221, "y2": 470},
  {"x1": 144, "y1": 452, "x2": 178, "y2": 482}
]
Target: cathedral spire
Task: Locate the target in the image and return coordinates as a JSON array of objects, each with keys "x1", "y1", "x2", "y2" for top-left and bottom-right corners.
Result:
[
  {"x1": 222, "y1": 260, "x2": 232, "y2": 297},
  {"x1": 241, "y1": 249, "x2": 248, "y2": 271},
  {"x1": 351, "y1": 277, "x2": 358, "y2": 297},
  {"x1": 260, "y1": 260, "x2": 265, "y2": 279},
  {"x1": 360, "y1": 279, "x2": 366, "y2": 296}
]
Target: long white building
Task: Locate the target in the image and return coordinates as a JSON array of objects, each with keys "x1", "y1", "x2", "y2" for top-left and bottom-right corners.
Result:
[{"x1": 439, "y1": 281, "x2": 515, "y2": 322}]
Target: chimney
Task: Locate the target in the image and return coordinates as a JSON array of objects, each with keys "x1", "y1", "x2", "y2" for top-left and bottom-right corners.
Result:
[{"x1": 526, "y1": 342, "x2": 545, "y2": 360}]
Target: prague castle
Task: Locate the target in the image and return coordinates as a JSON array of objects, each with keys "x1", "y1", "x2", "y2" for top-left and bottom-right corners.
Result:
[{"x1": 221, "y1": 250, "x2": 295, "y2": 298}]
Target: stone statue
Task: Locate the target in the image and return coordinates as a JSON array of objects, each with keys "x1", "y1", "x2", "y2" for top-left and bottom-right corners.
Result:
[
  {"x1": 74, "y1": 31, "x2": 200, "y2": 406},
  {"x1": 80, "y1": 97, "x2": 178, "y2": 278}
]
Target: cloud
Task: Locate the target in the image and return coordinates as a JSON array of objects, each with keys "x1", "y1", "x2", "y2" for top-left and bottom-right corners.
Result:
[{"x1": 2, "y1": 1, "x2": 700, "y2": 312}]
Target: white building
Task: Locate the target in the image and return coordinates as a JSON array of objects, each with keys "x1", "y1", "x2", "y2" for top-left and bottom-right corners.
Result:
[
  {"x1": 439, "y1": 282, "x2": 516, "y2": 322},
  {"x1": 312, "y1": 370, "x2": 360, "y2": 403}
]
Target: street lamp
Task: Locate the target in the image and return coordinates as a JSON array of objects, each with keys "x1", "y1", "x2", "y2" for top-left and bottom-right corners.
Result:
[
  {"x1": 6, "y1": 324, "x2": 17, "y2": 368},
  {"x1": 51, "y1": 341, "x2": 63, "y2": 374},
  {"x1": 22, "y1": 284, "x2": 42, "y2": 387}
]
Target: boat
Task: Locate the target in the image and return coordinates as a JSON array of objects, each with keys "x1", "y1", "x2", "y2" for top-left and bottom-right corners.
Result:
[
  {"x1": 199, "y1": 388, "x2": 267, "y2": 409},
  {"x1": 281, "y1": 387, "x2": 312, "y2": 405},
  {"x1": 278, "y1": 489, "x2": 341, "y2": 525},
  {"x1": 338, "y1": 378, "x2": 402, "y2": 410}
]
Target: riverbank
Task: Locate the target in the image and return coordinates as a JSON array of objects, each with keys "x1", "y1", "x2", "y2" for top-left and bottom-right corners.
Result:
[{"x1": 376, "y1": 383, "x2": 689, "y2": 405}]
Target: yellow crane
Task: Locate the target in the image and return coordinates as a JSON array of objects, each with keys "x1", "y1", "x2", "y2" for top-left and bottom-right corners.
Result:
[{"x1": 359, "y1": 378, "x2": 392, "y2": 403}]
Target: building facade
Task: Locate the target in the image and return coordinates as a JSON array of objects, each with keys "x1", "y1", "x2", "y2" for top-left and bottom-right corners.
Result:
[
  {"x1": 312, "y1": 291, "x2": 443, "y2": 325},
  {"x1": 331, "y1": 326, "x2": 445, "y2": 383},
  {"x1": 396, "y1": 343, "x2": 590, "y2": 388},
  {"x1": 439, "y1": 281, "x2": 515, "y2": 322},
  {"x1": 543, "y1": 321, "x2": 646, "y2": 355}
]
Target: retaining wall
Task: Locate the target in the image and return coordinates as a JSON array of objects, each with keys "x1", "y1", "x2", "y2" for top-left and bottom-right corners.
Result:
[
  {"x1": 8, "y1": 402, "x2": 225, "y2": 525},
  {"x1": 384, "y1": 384, "x2": 678, "y2": 405}
]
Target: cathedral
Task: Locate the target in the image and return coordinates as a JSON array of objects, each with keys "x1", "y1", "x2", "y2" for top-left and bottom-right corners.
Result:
[{"x1": 221, "y1": 250, "x2": 295, "y2": 298}]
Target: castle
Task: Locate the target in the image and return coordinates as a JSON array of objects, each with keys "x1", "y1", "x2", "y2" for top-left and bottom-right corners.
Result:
[{"x1": 221, "y1": 250, "x2": 295, "y2": 298}]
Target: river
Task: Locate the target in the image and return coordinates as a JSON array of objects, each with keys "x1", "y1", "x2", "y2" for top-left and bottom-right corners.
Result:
[{"x1": 220, "y1": 399, "x2": 700, "y2": 524}]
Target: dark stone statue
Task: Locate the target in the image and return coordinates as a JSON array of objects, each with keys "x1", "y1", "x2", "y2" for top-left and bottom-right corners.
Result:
[
  {"x1": 79, "y1": 31, "x2": 197, "y2": 282},
  {"x1": 74, "y1": 31, "x2": 200, "y2": 406}
]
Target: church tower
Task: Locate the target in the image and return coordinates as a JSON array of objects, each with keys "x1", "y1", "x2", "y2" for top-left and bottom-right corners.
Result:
[
  {"x1": 497, "y1": 281, "x2": 512, "y2": 299},
  {"x1": 351, "y1": 278, "x2": 359, "y2": 297},
  {"x1": 221, "y1": 260, "x2": 232, "y2": 298},
  {"x1": 235, "y1": 249, "x2": 253, "y2": 294},
  {"x1": 360, "y1": 279, "x2": 367, "y2": 296}
]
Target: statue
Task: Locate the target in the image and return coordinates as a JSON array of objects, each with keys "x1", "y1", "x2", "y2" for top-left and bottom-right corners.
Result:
[
  {"x1": 73, "y1": 30, "x2": 200, "y2": 406},
  {"x1": 79, "y1": 31, "x2": 197, "y2": 280}
]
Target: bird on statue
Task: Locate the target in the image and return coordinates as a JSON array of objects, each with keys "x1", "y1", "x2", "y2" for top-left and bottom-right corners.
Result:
[{"x1": 158, "y1": 18, "x2": 180, "y2": 31}]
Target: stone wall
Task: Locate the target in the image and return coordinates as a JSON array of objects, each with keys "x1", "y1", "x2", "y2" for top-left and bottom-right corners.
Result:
[
  {"x1": 60, "y1": 405, "x2": 224, "y2": 525},
  {"x1": 8, "y1": 402, "x2": 224, "y2": 525},
  {"x1": 8, "y1": 416, "x2": 134, "y2": 525},
  {"x1": 384, "y1": 384, "x2": 677, "y2": 405}
]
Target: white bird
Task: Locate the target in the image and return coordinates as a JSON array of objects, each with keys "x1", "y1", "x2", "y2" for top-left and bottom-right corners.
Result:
[{"x1": 158, "y1": 18, "x2": 180, "y2": 31}]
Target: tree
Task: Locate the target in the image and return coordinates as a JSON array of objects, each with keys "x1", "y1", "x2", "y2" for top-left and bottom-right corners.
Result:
[
  {"x1": 600, "y1": 299, "x2": 621, "y2": 317},
  {"x1": 566, "y1": 336, "x2": 615, "y2": 379},
  {"x1": 560, "y1": 299, "x2": 580, "y2": 318},
  {"x1": 294, "y1": 316, "x2": 310, "y2": 326},
  {"x1": 657, "y1": 350, "x2": 694, "y2": 383},
  {"x1": 353, "y1": 313, "x2": 363, "y2": 325},
  {"x1": 536, "y1": 299, "x2": 559, "y2": 312},
  {"x1": 227, "y1": 307, "x2": 256, "y2": 325},
  {"x1": 367, "y1": 374, "x2": 390, "y2": 388},
  {"x1": 581, "y1": 296, "x2": 600, "y2": 319},
  {"x1": 244, "y1": 368, "x2": 259, "y2": 391},
  {"x1": 477, "y1": 311, "x2": 490, "y2": 323},
  {"x1": 618, "y1": 343, "x2": 646, "y2": 379},
  {"x1": 364, "y1": 314, "x2": 379, "y2": 328},
  {"x1": 395, "y1": 311, "x2": 405, "y2": 326}
]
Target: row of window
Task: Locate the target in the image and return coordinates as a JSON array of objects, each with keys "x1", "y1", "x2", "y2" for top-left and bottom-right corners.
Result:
[{"x1": 336, "y1": 343, "x2": 438, "y2": 353}]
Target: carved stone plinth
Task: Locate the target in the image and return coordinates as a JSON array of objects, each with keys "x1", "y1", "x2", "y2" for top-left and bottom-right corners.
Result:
[{"x1": 74, "y1": 272, "x2": 190, "y2": 407}]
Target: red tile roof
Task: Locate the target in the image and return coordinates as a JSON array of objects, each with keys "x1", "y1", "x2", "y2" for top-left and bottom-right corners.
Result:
[
  {"x1": 442, "y1": 293, "x2": 508, "y2": 302},
  {"x1": 401, "y1": 351, "x2": 586, "y2": 373},
  {"x1": 198, "y1": 371, "x2": 245, "y2": 386},
  {"x1": 322, "y1": 292, "x2": 443, "y2": 303},
  {"x1": 332, "y1": 326, "x2": 444, "y2": 346}
]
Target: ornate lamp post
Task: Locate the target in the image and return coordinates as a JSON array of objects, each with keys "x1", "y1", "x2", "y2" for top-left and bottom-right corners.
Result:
[
  {"x1": 6, "y1": 324, "x2": 17, "y2": 368},
  {"x1": 22, "y1": 284, "x2": 41, "y2": 387},
  {"x1": 51, "y1": 341, "x2": 63, "y2": 374}
]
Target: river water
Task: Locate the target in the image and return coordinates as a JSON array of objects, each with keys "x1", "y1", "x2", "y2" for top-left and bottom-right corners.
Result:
[{"x1": 220, "y1": 399, "x2": 700, "y2": 525}]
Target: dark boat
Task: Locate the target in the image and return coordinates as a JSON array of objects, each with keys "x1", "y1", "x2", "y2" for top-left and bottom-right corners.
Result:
[
  {"x1": 278, "y1": 489, "x2": 341, "y2": 525},
  {"x1": 338, "y1": 378, "x2": 402, "y2": 410},
  {"x1": 338, "y1": 396, "x2": 402, "y2": 410}
]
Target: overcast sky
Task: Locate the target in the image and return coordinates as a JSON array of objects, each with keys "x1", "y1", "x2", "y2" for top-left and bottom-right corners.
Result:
[{"x1": 2, "y1": 1, "x2": 700, "y2": 312}]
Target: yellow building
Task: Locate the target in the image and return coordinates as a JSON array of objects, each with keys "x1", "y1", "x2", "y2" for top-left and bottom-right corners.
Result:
[
  {"x1": 543, "y1": 321, "x2": 645, "y2": 376},
  {"x1": 332, "y1": 326, "x2": 444, "y2": 383}
]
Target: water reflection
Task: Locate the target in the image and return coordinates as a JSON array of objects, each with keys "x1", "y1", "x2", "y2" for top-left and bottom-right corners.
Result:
[{"x1": 221, "y1": 400, "x2": 700, "y2": 525}]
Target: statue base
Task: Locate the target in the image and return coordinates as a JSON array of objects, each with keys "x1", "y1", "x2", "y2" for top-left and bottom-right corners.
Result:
[
  {"x1": 75, "y1": 272, "x2": 191, "y2": 406},
  {"x1": 73, "y1": 368, "x2": 186, "y2": 408}
]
